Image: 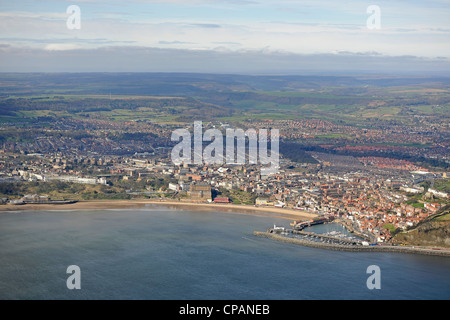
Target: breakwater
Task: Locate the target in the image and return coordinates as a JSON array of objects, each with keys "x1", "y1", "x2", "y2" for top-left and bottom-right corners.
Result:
[{"x1": 253, "y1": 231, "x2": 450, "y2": 257}]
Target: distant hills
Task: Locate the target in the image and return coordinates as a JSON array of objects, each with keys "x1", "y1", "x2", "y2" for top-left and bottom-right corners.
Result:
[
  {"x1": 1, "y1": 72, "x2": 450, "y2": 96},
  {"x1": 1, "y1": 72, "x2": 449, "y2": 125}
]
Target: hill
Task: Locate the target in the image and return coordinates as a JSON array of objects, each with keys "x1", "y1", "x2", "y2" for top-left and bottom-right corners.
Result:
[
  {"x1": 393, "y1": 205, "x2": 450, "y2": 248},
  {"x1": 1, "y1": 73, "x2": 449, "y2": 126}
]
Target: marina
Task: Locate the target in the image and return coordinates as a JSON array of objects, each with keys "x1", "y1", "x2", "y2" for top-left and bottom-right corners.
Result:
[
  {"x1": 260, "y1": 215, "x2": 450, "y2": 256},
  {"x1": 254, "y1": 230, "x2": 450, "y2": 256},
  {"x1": 270, "y1": 219, "x2": 370, "y2": 247},
  {"x1": 273, "y1": 215, "x2": 370, "y2": 246},
  {"x1": 269, "y1": 227, "x2": 369, "y2": 246}
]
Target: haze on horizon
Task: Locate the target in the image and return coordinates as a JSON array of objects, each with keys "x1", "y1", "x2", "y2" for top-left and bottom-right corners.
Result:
[{"x1": 1, "y1": 0, "x2": 450, "y2": 75}]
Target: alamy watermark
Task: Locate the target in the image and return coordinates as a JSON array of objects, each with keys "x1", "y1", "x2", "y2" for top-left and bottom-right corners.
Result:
[
  {"x1": 66, "y1": 5, "x2": 81, "y2": 30},
  {"x1": 367, "y1": 5, "x2": 381, "y2": 30},
  {"x1": 171, "y1": 121, "x2": 279, "y2": 175},
  {"x1": 366, "y1": 265, "x2": 381, "y2": 290},
  {"x1": 66, "y1": 265, "x2": 81, "y2": 289}
]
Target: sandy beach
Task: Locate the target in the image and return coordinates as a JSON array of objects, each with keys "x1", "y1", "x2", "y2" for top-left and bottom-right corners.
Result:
[{"x1": 0, "y1": 199, "x2": 317, "y2": 221}]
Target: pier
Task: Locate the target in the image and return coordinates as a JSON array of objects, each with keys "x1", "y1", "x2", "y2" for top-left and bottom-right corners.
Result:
[
  {"x1": 253, "y1": 231, "x2": 450, "y2": 257},
  {"x1": 268, "y1": 225, "x2": 365, "y2": 246},
  {"x1": 257, "y1": 215, "x2": 450, "y2": 256},
  {"x1": 291, "y1": 216, "x2": 333, "y2": 231}
]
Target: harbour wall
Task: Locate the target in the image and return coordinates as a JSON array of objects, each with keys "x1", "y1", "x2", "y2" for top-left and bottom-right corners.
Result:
[{"x1": 253, "y1": 231, "x2": 450, "y2": 257}]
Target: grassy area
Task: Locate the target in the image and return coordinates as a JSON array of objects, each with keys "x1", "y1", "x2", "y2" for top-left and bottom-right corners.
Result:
[
  {"x1": 433, "y1": 179, "x2": 450, "y2": 194},
  {"x1": 215, "y1": 188, "x2": 257, "y2": 205},
  {"x1": 383, "y1": 223, "x2": 397, "y2": 233},
  {"x1": 0, "y1": 177, "x2": 172, "y2": 201},
  {"x1": 434, "y1": 212, "x2": 450, "y2": 221}
]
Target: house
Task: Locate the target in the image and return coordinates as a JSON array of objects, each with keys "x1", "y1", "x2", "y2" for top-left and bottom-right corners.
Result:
[{"x1": 255, "y1": 197, "x2": 269, "y2": 206}]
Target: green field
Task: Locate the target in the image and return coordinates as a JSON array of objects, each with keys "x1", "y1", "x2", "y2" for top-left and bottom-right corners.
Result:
[{"x1": 433, "y1": 179, "x2": 450, "y2": 194}]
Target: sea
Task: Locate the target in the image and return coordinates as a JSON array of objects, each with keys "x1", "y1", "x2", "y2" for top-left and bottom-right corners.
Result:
[{"x1": 0, "y1": 206, "x2": 449, "y2": 300}]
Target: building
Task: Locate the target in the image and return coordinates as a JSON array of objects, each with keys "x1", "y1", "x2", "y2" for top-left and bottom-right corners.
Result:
[
  {"x1": 188, "y1": 183, "x2": 212, "y2": 201},
  {"x1": 256, "y1": 197, "x2": 273, "y2": 206},
  {"x1": 214, "y1": 197, "x2": 230, "y2": 203},
  {"x1": 428, "y1": 188, "x2": 449, "y2": 199},
  {"x1": 21, "y1": 194, "x2": 49, "y2": 203}
]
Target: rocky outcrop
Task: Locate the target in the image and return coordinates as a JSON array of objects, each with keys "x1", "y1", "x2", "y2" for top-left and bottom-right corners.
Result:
[{"x1": 393, "y1": 220, "x2": 450, "y2": 248}]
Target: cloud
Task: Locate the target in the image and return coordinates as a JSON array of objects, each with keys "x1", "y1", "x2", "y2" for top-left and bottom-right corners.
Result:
[
  {"x1": 0, "y1": 0, "x2": 449, "y2": 59},
  {"x1": 0, "y1": 11, "x2": 67, "y2": 20},
  {"x1": 0, "y1": 37, "x2": 136, "y2": 45},
  {"x1": 44, "y1": 43, "x2": 82, "y2": 51},
  {"x1": 1, "y1": 45, "x2": 450, "y2": 75},
  {"x1": 189, "y1": 23, "x2": 222, "y2": 28},
  {"x1": 158, "y1": 40, "x2": 194, "y2": 45}
]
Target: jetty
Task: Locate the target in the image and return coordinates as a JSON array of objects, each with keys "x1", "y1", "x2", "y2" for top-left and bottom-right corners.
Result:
[
  {"x1": 255, "y1": 214, "x2": 450, "y2": 257},
  {"x1": 254, "y1": 231, "x2": 450, "y2": 257},
  {"x1": 290, "y1": 215, "x2": 334, "y2": 231}
]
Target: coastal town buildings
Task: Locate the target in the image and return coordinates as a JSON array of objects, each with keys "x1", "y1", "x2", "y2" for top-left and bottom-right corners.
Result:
[
  {"x1": 0, "y1": 118, "x2": 448, "y2": 243},
  {"x1": 1, "y1": 146, "x2": 448, "y2": 243}
]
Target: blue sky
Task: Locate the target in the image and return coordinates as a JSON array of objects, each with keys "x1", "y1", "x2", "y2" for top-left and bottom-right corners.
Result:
[{"x1": 1, "y1": 0, "x2": 450, "y2": 73}]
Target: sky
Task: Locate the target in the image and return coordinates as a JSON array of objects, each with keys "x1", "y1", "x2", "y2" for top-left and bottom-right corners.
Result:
[{"x1": 1, "y1": 0, "x2": 450, "y2": 74}]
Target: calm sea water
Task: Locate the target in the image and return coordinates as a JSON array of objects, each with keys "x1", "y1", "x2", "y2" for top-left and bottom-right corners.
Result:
[{"x1": 0, "y1": 207, "x2": 449, "y2": 300}]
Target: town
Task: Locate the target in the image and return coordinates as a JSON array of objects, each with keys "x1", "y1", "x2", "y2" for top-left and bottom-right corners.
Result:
[{"x1": 1, "y1": 118, "x2": 448, "y2": 245}]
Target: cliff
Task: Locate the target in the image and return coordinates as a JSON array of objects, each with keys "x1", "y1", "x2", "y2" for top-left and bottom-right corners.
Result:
[{"x1": 393, "y1": 206, "x2": 450, "y2": 248}]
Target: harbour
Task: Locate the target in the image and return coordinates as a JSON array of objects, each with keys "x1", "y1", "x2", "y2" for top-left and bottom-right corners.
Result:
[{"x1": 257, "y1": 216, "x2": 450, "y2": 257}]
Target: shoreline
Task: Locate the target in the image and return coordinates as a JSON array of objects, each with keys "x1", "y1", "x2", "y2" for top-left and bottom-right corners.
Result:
[
  {"x1": 2, "y1": 199, "x2": 449, "y2": 255},
  {"x1": 0, "y1": 199, "x2": 318, "y2": 221}
]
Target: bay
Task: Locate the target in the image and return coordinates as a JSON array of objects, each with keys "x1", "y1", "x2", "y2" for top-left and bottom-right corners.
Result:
[{"x1": 0, "y1": 207, "x2": 449, "y2": 300}]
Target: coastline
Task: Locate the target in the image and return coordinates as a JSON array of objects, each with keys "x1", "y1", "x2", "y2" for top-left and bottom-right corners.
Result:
[
  {"x1": 2, "y1": 199, "x2": 449, "y2": 256},
  {"x1": 0, "y1": 199, "x2": 318, "y2": 221}
]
